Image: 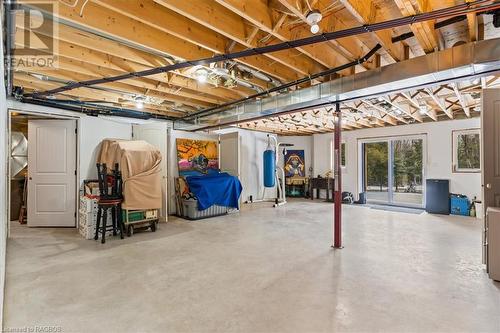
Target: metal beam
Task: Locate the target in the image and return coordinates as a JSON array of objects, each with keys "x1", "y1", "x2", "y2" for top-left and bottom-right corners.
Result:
[{"x1": 333, "y1": 103, "x2": 342, "y2": 249}]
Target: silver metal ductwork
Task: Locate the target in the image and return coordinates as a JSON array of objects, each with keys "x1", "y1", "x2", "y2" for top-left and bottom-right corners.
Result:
[{"x1": 175, "y1": 38, "x2": 500, "y2": 131}]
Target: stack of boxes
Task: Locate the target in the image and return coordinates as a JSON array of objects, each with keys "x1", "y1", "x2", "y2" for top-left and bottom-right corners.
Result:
[{"x1": 79, "y1": 196, "x2": 113, "y2": 240}]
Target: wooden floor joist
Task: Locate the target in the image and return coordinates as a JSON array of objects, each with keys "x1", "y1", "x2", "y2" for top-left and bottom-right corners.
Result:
[{"x1": 11, "y1": 0, "x2": 500, "y2": 134}]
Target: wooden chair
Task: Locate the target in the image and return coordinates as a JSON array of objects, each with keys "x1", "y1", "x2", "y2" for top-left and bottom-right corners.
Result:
[{"x1": 95, "y1": 163, "x2": 124, "y2": 243}]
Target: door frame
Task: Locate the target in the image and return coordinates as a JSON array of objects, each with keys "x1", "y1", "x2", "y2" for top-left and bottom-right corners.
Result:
[
  {"x1": 357, "y1": 133, "x2": 427, "y2": 208},
  {"x1": 6, "y1": 109, "x2": 80, "y2": 236}
]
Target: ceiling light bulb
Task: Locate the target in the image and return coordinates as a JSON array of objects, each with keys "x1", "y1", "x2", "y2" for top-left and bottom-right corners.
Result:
[
  {"x1": 306, "y1": 9, "x2": 322, "y2": 34},
  {"x1": 195, "y1": 68, "x2": 209, "y2": 83},
  {"x1": 310, "y1": 23, "x2": 320, "y2": 34},
  {"x1": 136, "y1": 100, "x2": 144, "y2": 109}
]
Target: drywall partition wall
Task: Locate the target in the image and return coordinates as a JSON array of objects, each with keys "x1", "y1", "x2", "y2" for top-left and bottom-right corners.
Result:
[
  {"x1": 312, "y1": 133, "x2": 333, "y2": 178},
  {"x1": 215, "y1": 128, "x2": 278, "y2": 202},
  {"x1": 278, "y1": 135, "x2": 314, "y2": 178},
  {"x1": 79, "y1": 116, "x2": 132, "y2": 184},
  {"x1": 238, "y1": 129, "x2": 277, "y2": 202},
  {"x1": 309, "y1": 118, "x2": 482, "y2": 200}
]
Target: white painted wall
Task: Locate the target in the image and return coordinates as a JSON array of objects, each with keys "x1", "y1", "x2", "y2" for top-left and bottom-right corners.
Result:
[
  {"x1": 277, "y1": 135, "x2": 314, "y2": 178},
  {"x1": 79, "y1": 116, "x2": 132, "y2": 184},
  {"x1": 237, "y1": 129, "x2": 277, "y2": 202},
  {"x1": 283, "y1": 118, "x2": 482, "y2": 201},
  {"x1": 311, "y1": 133, "x2": 334, "y2": 178}
]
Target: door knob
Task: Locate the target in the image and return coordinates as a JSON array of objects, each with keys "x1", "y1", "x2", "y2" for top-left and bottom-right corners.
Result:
[{"x1": 486, "y1": 183, "x2": 492, "y2": 189}]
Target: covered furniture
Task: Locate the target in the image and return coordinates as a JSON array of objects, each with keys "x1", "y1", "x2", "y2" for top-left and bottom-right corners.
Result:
[
  {"x1": 175, "y1": 173, "x2": 242, "y2": 220},
  {"x1": 98, "y1": 139, "x2": 162, "y2": 210},
  {"x1": 186, "y1": 172, "x2": 242, "y2": 210}
]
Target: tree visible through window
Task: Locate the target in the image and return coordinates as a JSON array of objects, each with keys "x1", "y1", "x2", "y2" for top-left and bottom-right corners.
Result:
[
  {"x1": 341, "y1": 143, "x2": 346, "y2": 167},
  {"x1": 454, "y1": 129, "x2": 480, "y2": 172}
]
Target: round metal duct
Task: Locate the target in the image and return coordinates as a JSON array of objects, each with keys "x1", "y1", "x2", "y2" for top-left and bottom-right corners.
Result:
[{"x1": 11, "y1": 131, "x2": 28, "y2": 178}]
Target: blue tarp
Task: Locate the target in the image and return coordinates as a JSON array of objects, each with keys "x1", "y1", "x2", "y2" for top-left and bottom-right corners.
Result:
[{"x1": 186, "y1": 172, "x2": 242, "y2": 210}]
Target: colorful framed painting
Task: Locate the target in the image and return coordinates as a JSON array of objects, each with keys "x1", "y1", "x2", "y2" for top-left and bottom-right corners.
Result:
[
  {"x1": 176, "y1": 138, "x2": 219, "y2": 176},
  {"x1": 284, "y1": 150, "x2": 305, "y2": 177}
]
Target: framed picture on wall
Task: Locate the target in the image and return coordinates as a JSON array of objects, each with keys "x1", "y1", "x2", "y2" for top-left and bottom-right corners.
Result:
[
  {"x1": 176, "y1": 138, "x2": 219, "y2": 177},
  {"x1": 284, "y1": 150, "x2": 305, "y2": 178}
]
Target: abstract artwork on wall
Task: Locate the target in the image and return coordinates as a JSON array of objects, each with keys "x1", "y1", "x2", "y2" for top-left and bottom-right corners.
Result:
[
  {"x1": 284, "y1": 150, "x2": 305, "y2": 178},
  {"x1": 176, "y1": 138, "x2": 219, "y2": 176}
]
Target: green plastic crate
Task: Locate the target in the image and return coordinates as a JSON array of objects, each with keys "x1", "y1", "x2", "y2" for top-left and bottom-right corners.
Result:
[{"x1": 122, "y1": 210, "x2": 145, "y2": 223}]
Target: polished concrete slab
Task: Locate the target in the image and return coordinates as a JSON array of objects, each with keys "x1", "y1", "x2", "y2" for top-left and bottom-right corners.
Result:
[{"x1": 4, "y1": 200, "x2": 500, "y2": 332}]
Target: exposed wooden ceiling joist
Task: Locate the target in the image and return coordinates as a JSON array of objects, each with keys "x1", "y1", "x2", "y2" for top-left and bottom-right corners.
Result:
[
  {"x1": 25, "y1": 0, "x2": 299, "y2": 82},
  {"x1": 393, "y1": 0, "x2": 438, "y2": 53},
  {"x1": 96, "y1": 0, "x2": 323, "y2": 78},
  {"x1": 338, "y1": 0, "x2": 405, "y2": 62}
]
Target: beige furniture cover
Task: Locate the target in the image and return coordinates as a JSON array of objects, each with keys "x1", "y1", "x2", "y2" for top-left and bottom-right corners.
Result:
[{"x1": 98, "y1": 139, "x2": 162, "y2": 210}]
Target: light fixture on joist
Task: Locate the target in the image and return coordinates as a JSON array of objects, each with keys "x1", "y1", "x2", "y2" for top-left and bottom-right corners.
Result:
[{"x1": 306, "y1": 10, "x2": 322, "y2": 34}]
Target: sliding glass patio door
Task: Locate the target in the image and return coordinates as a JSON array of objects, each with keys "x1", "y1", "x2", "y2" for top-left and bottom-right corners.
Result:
[
  {"x1": 392, "y1": 138, "x2": 423, "y2": 206},
  {"x1": 364, "y1": 141, "x2": 389, "y2": 203},
  {"x1": 362, "y1": 135, "x2": 425, "y2": 207}
]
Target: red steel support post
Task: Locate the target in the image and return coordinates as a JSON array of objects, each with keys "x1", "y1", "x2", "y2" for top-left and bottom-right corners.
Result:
[{"x1": 333, "y1": 103, "x2": 342, "y2": 248}]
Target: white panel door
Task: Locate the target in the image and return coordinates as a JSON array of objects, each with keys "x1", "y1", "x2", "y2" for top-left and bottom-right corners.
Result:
[
  {"x1": 219, "y1": 132, "x2": 240, "y2": 178},
  {"x1": 28, "y1": 120, "x2": 76, "y2": 227},
  {"x1": 482, "y1": 88, "x2": 500, "y2": 264},
  {"x1": 132, "y1": 123, "x2": 168, "y2": 221},
  {"x1": 482, "y1": 88, "x2": 500, "y2": 213}
]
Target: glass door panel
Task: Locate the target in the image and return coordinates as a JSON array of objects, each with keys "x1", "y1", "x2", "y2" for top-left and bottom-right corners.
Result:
[
  {"x1": 364, "y1": 142, "x2": 389, "y2": 203},
  {"x1": 392, "y1": 139, "x2": 423, "y2": 206}
]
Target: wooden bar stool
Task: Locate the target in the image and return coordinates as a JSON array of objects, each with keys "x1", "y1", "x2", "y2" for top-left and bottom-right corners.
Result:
[{"x1": 95, "y1": 163, "x2": 124, "y2": 243}]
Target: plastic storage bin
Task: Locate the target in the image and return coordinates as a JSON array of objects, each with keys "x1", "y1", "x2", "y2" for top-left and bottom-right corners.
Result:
[
  {"x1": 182, "y1": 199, "x2": 228, "y2": 220},
  {"x1": 122, "y1": 210, "x2": 145, "y2": 222},
  {"x1": 426, "y1": 179, "x2": 450, "y2": 214},
  {"x1": 450, "y1": 195, "x2": 470, "y2": 216}
]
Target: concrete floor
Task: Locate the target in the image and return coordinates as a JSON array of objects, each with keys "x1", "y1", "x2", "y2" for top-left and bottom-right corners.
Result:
[
  {"x1": 4, "y1": 200, "x2": 500, "y2": 332},
  {"x1": 366, "y1": 190, "x2": 423, "y2": 205}
]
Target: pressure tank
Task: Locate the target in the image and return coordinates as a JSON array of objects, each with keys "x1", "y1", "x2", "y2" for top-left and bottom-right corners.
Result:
[{"x1": 263, "y1": 149, "x2": 276, "y2": 187}]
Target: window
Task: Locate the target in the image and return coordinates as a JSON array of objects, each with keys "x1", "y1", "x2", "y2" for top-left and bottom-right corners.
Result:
[
  {"x1": 330, "y1": 141, "x2": 346, "y2": 171},
  {"x1": 453, "y1": 129, "x2": 480, "y2": 172},
  {"x1": 341, "y1": 143, "x2": 346, "y2": 168}
]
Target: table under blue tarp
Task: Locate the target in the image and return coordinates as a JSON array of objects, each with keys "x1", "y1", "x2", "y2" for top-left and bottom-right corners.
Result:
[{"x1": 185, "y1": 172, "x2": 242, "y2": 210}]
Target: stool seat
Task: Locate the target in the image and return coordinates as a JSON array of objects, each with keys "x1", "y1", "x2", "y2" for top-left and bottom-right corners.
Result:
[
  {"x1": 95, "y1": 163, "x2": 124, "y2": 243},
  {"x1": 98, "y1": 198, "x2": 122, "y2": 205}
]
